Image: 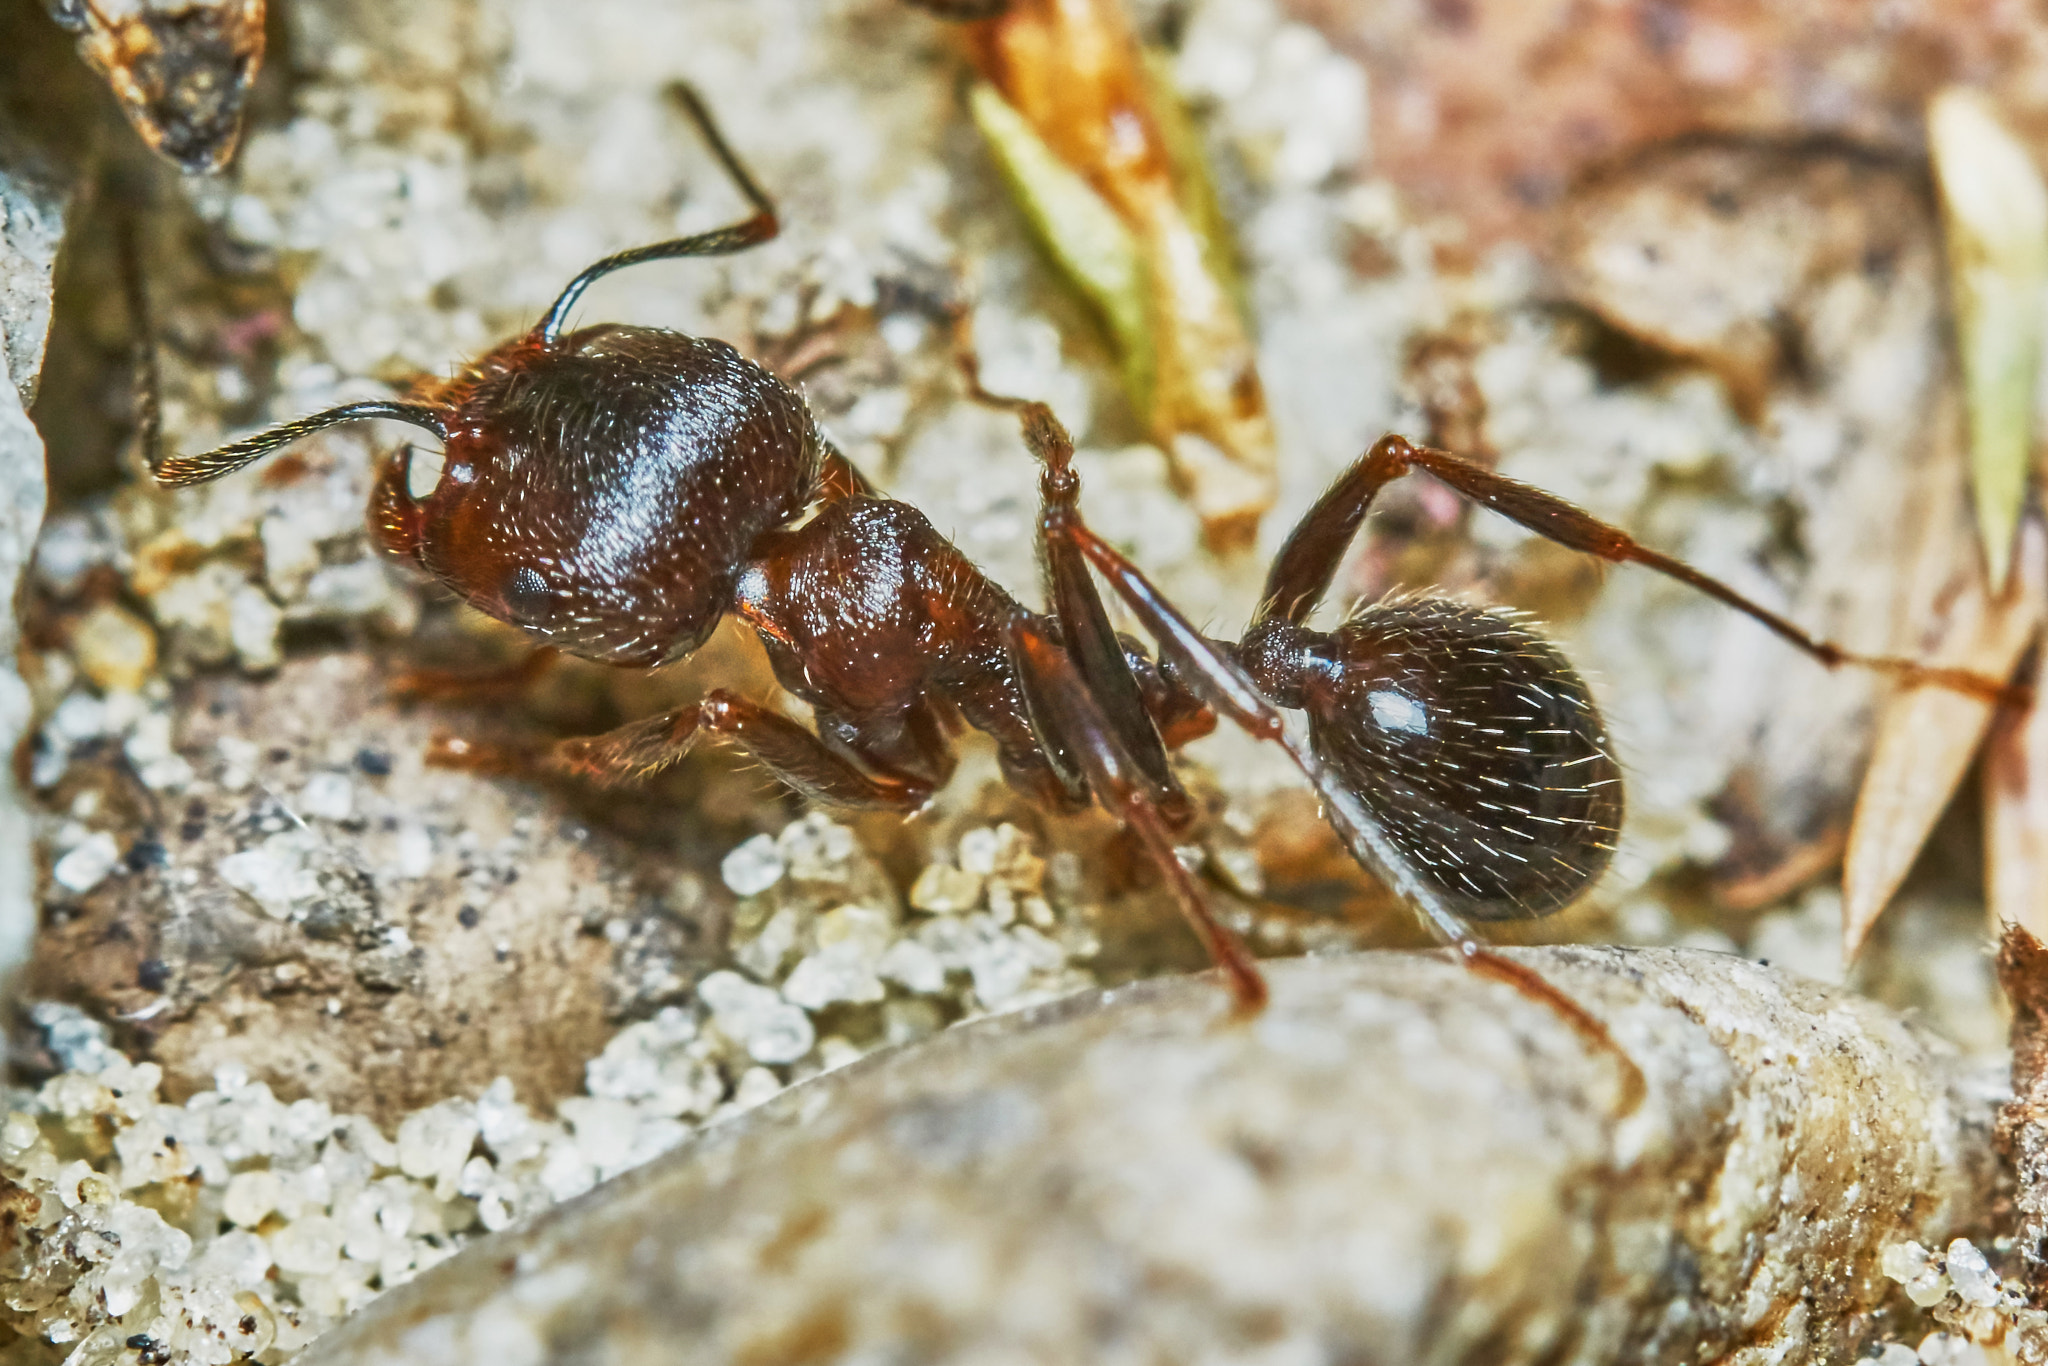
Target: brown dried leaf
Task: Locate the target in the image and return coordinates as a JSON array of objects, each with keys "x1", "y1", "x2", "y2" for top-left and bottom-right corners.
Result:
[
  {"x1": 1843, "y1": 518, "x2": 2045, "y2": 958},
  {"x1": 1987, "y1": 632, "x2": 2048, "y2": 940},
  {"x1": 1997, "y1": 922, "x2": 2048, "y2": 1291},
  {"x1": 1285, "y1": 0, "x2": 2048, "y2": 254}
]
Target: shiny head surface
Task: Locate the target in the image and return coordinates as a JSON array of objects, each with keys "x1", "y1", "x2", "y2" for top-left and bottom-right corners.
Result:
[{"x1": 374, "y1": 325, "x2": 824, "y2": 666}]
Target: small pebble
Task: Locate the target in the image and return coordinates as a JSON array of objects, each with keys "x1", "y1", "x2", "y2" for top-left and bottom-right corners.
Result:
[
  {"x1": 1944, "y1": 1237, "x2": 2000, "y2": 1307},
  {"x1": 909, "y1": 862, "x2": 983, "y2": 914},
  {"x1": 270, "y1": 1214, "x2": 345, "y2": 1277},
  {"x1": 299, "y1": 772, "x2": 356, "y2": 822},
  {"x1": 727, "y1": 1066, "x2": 785, "y2": 1112},
  {"x1": 225, "y1": 1169, "x2": 283, "y2": 1227},
  {"x1": 217, "y1": 834, "x2": 317, "y2": 919},
  {"x1": 68, "y1": 604, "x2": 158, "y2": 694},
  {"x1": 52, "y1": 832, "x2": 121, "y2": 894},
  {"x1": 696, "y1": 971, "x2": 815, "y2": 1064},
  {"x1": 1917, "y1": 1333, "x2": 1986, "y2": 1366},
  {"x1": 782, "y1": 942, "x2": 886, "y2": 1010},
  {"x1": 720, "y1": 834, "x2": 785, "y2": 896},
  {"x1": 878, "y1": 939, "x2": 947, "y2": 994}
]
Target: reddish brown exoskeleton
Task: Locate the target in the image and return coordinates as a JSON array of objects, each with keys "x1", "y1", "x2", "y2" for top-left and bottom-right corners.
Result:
[{"x1": 153, "y1": 88, "x2": 2018, "y2": 1012}]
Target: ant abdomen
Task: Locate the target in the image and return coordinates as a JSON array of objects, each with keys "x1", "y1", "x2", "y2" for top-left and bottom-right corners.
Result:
[
  {"x1": 374, "y1": 325, "x2": 823, "y2": 667},
  {"x1": 1298, "y1": 597, "x2": 1624, "y2": 921}
]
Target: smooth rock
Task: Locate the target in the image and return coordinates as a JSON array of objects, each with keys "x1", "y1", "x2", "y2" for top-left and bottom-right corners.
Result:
[
  {"x1": 295, "y1": 947, "x2": 1998, "y2": 1366},
  {"x1": 27, "y1": 654, "x2": 737, "y2": 1124},
  {"x1": 0, "y1": 147, "x2": 61, "y2": 1034},
  {"x1": 0, "y1": 146, "x2": 62, "y2": 410}
]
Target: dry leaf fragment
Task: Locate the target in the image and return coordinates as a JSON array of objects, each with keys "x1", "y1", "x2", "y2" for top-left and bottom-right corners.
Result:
[
  {"x1": 1987, "y1": 634, "x2": 2048, "y2": 941},
  {"x1": 929, "y1": 0, "x2": 1278, "y2": 547},
  {"x1": 47, "y1": 0, "x2": 267, "y2": 175},
  {"x1": 968, "y1": 86, "x2": 1151, "y2": 398},
  {"x1": 1290, "y1": 0, "x2": 2048, "y2": 255},
  {"x1": 1929, "y1": 87, "x2": 2048, "y2": 589},
  {"x1": 1998, "y1": 922, "x2": 2048, "y2": 1292},
  {"x1": 1844, "y1": 518, "x2": 2046, "y2": 959}
]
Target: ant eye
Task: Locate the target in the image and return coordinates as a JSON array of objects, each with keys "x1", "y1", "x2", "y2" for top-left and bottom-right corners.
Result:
[
  {"x1": 44, "y1": 0, "x2": 88, "y2": 32},
  {"x1": 502, "y1": 566, "x2": 558, "y2": 628},
  {"x1": 404, "y1": 444, "x2": 447, "y2": 502}
]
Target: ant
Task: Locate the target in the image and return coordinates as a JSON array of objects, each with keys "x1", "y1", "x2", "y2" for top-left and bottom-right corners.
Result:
[{"x1": 150, "y1": 87, "x2": 2016, "y2": 1014}]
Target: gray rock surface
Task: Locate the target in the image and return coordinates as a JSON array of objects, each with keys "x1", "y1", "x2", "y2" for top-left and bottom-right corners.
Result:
[
  {"x1": 0, "y1": 154, "x2": 62, "y2": 412},
  {"x1": 0, "y1": 151, "x2": 61, "y2": 1033},
  {"x1": 296, "y1": 947, "x2": 1998, "y2": 1366},
  {"x1": 29, "y1": 651, "x2": 751, "y2": 1123}
]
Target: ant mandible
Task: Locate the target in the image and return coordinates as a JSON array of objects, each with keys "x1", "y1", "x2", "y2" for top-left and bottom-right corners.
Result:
[{"x1": 153, "y1": 88, "x2": 2013, "y2": 1013}]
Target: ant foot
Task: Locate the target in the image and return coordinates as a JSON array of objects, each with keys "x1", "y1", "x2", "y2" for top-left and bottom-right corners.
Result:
[{"x1": 424, "y1": 733, "x2": 539, "y2": 775}]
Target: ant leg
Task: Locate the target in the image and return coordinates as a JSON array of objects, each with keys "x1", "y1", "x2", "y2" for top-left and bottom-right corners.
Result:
[
  {"x1": 1254, "y1": 434, "x2": 1412, "y2": 626},
  {"x1": 1260, "y1": 434, "x2": 2024, "y2": 704},
  {"x1": 1006, "y1": 615, "x2": 1266, "y2": 1012},
  {"x1": 1051, "y1": 519, "x2": 1648, "y2": 1096},
  {"x1": 1011, "y1": 399, "x2": 1196, "y2": 829},
  {"x1": 817, "y1": 437, "x2": 878, "y2": 502},
  {"x1": 1056, "y1": 514, "x2": 1485, "y2": 950},
  {"x1": 538, "y1": 85, "x2": 779, "y2": 343},
  {"x1": 903, "y1": 0, "x2": 1013, "y2": 18},
  {"x1": 389, "y1": 647, "x2": 559, "y2": 704},
  {"x1": 436, "y1": 691, "x2": 932, "y2": 811},
  {"x1": 117, "y1": 214, "x2": 163, "y2": 476}
]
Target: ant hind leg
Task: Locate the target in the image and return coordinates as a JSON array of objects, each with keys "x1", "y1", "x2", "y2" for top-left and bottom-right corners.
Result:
[
  {"x1": 1259, "y1": 434, "x2": 2025, "y2": 705},
  {"x1": 1055, "y1": 512, "x2": 1489, "y2": 951}
]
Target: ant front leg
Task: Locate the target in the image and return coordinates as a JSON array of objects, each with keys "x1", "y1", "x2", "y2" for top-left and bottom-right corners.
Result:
[
  {"x1": 1258, "y1": 434, "x2": 2025, "y2": 705},
  {"x1": 433, "y1": 691, "x2": 933, "y2": 812},
  {"x1": 390, "y1": 647, "x2": 559, "y2": 705}
]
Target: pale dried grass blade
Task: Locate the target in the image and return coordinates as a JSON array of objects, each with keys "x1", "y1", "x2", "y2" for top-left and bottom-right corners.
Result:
[
  {"x1": 1929, "y1": 87, "x2": 2048, "y2": 589},
  {"x1": 1844, "y1": 518, "x2": 2046, "y2": 958},
  {"x1": 947, "y1": 0, "x2": 1278, "y2": 546}
]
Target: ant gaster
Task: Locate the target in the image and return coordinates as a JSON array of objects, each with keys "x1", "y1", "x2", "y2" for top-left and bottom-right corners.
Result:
[{"x1": 154, "y1": 88, "x2": 2017, "y2": 1012}]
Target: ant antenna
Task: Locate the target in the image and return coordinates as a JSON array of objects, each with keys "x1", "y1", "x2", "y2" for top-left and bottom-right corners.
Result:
[
  {"x1": 117, "y1": 213, "x2": 164, "y2": 481},
  {"x1": 153, "y1": 402, "x2": 449, "y2": 488},
  {"x1": 536, "y1": 84, "x2": 780, "y2": 345}
]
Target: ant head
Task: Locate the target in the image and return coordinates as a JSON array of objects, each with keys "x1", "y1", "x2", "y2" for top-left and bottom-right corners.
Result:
[
  {"x1": 370, "y1": 326, "x2": 824, "y2": 666},
  {"x1": 1280, "y1": 596, "x2": 1623, "y2": 920}
]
